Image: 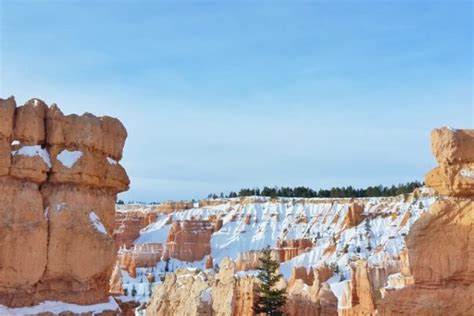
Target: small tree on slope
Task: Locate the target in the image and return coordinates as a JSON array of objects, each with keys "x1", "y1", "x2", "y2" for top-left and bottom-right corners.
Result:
[{"x1": 253, "y1": 246, "x2": 286, "y2": 315}]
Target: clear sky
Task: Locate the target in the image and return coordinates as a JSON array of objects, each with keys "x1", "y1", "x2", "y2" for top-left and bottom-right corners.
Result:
[{"x1": 1, "y1": 0, "x2": 472, "y2": 202}]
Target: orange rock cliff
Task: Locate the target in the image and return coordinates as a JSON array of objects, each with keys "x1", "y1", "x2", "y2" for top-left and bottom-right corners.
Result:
[{"x1": 0, "y1": 96, "x2": 129, "y2": 307}]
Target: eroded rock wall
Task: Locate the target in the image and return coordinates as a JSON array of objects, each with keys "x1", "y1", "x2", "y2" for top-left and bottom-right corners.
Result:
[
  {"x1": 0, "y1": 97, "x2": 129, "y2": 307},
  {"x1": 164, "y1": 220, "x2": 214, "y2": 262}
]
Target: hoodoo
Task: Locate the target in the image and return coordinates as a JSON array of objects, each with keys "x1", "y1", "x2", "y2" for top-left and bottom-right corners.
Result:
[
  {"x1": 0, "y1": 96, "x2": 129, "y2": 307},
  {"x1": 379, "y1": 128, "x2": 474, "y2": 315}
]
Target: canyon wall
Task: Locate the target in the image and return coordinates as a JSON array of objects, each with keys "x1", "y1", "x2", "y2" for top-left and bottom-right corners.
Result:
[{"x1": 0, "y1": 97, "x2": 129, "y2": 307}]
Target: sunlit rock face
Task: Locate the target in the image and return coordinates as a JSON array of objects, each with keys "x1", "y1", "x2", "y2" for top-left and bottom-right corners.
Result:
[
  {"x1": 0, "y1": 96, "x2": 129, "y2": 307},
  {"x1": 379, "y1": 128, "x2": 474, "y2": 316}
]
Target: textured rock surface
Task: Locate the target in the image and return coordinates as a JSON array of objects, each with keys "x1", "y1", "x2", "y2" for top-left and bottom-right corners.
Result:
[
  {"x1": 114, "y1": 209, "x2": 159, "y2": 248},
  {"x1": 0, "y1": 96, "x2": 129, "y2": 307},
  {"x1": 158, "y1": 201, "x2": 194, "y2": 214},
  {"x1": 431, "y1": 128, "x2": 474, "y2": 164},
  {"x1": 118, "y1": 243, "x2": 164, "y2": 277},
  {"x1": 235, "y1": 250, "x2": 279, "y2": 272},
  {"x1": 378, "y1": 128, "x2": 474, "y2": 315},
  {"x1": 277, "y1": 239, "x2": 313, "y2": 262},
  {"x1": 164, "y1": 220, "x2": 214, "y2": 262}
]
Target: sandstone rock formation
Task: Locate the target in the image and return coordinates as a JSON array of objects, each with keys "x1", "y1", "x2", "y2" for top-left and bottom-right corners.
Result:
[
  {"x1": 114, "y1": 209, "x2": 159, "y2": 248},
  {"x1": 235, "y1": 250, "x2": 279, "y2": 272},
  {"x1": 277, "y1": 239, "x2": 313, "y2": 262},
  {"x1": 164, "y1": 220, "x2": 214, "y2": 262},
  {"x1": 0, "y1": 97, "x2": 129, "y2": 307},
  {"x1": 118, "y1": 243, "x2": 164, "y2": 277},
  {"x1": 425, "y1": 127, "x2": 474, "y2": 196},
  {"x1": 146, "y1": 257, "x2": 257, "y2": 316},
  {"x1": 158, "y1": 201, "x2": 194, "y2": 214},
  {"x1": 379, "y1": 128, "x2": 474, "y2": 315}
]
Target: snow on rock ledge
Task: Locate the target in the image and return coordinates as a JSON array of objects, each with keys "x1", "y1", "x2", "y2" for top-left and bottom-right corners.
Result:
[
  {"x1": 0, "y1": 296, "x2": 120, "y2": 315},
  {"x1": 56, "y1": 149, "x2": 82, "y2": 168}
]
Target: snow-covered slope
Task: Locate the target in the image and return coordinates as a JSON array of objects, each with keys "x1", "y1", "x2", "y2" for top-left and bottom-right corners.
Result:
[{"x1": 115, "y1": 189, "x2": 436, "y2": 306}]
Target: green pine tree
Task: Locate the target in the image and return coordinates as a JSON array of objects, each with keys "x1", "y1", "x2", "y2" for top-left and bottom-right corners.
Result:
[{"x1": 253, "y1": 246, "x2": 286, "y2": 315}]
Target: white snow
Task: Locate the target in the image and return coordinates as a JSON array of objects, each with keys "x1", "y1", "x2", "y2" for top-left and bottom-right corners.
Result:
[
  {"x1": 11, "y1": 145, "x2": 51, "y2": 168},
  {"x1": 57, "y1": 149, "x2": 83, "y2": 168},
  {"x1": 0, "y1": 296, "x2": 119, "y2": 315},
  {"x1": 107, "y1": 157, "x2": 118, "y2": 165},
  {"x1": 460, "y1": 168, "x2": 474, "y2": 179},
  {"x1": 200, "y1": 288, "x2": 212, "y2": 303},
  {"x1": 11, "y1": 140, "x2": 20, "y2": 146},
  {"x1": 118, "y1": 193, "x2": 437, "y2": 308},
  {"x1": 89, "y1": 212, "x2": 108, "y2": 235},
  {"x1": 54, "y1": 203, "x2": 66, "y2": 212},
  {"x1": 44, "y1": 207, "x2": 49, "y2": 219}
]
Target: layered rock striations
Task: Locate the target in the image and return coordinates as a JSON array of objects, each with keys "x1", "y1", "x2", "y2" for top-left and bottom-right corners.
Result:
[
  {"x1": 114, "y1": 209, "x2": 159, "y2": 249},
  {"x1": 164, "y1": 220, "x2": 214, "y2": 262},
  {"x1": 0, "y1": 97, "x2": 129, "y2": 307}
]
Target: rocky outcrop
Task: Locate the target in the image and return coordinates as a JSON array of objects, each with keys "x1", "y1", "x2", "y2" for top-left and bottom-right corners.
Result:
[
  {"x1": 0, "y1": 97, "x2": 129, "y2": 307},
  {"x1": 285, "y1": 265, "x2": 337, "y2": 316},
  {"x1": 343, "y1": 202, "x2": 365, "y2": 228},
  {"x1": 164, "y1": 220, "x2": 214, "y2": 262},
  {"x1": 425, "y1": 128, "x2": 474, "y2": 196},
  {"x1": 114, "y1": 210, "x2": 159, "y2": 248},
  {"x1": 235, "y1": 250, "x2": 279, "y2": 271},
  {"x1": 158, "y1": 201, "x2": 194, "y2": 214},
  {"x1": 379, "y1": 128, "x2": 474, "y2": 315},
  {"x1": 146, "y1": 269, "x2": 212, "y2": 316},
  {"x1": 118, "y1": 243, "x2": 164, "y2": 277},
  {"x1": 146, "y1": 257, "x2": 257, "y2": 316},
  {"x1": 277, "y1": 239, "x2": 313, "y2": 262}
]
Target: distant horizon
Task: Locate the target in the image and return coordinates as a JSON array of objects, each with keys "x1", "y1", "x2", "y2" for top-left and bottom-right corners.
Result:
[
  {"x1": 1, "y1": 1, "x2": 472, "y2": 202},
  {"x1": 119, "y1": 180, "x2": 423, "y2": 203}
]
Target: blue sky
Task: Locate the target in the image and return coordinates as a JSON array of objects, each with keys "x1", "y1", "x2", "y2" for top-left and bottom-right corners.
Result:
[{"x1": 1, "y1": 0, "x2": 472, "y2": 202}]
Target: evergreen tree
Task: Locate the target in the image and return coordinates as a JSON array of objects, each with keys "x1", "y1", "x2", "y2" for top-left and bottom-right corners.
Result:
[
  {"x1": 131, "y1": 285, "x2": 137, "y2": 297},
  {"x1": 253, "y1": 246, "x2": 286, "y2": 315}
]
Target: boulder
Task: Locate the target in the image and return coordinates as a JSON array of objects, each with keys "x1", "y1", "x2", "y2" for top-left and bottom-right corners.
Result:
[{"x1": 431, "y1": 128, "x2": 474, "y2": 164}]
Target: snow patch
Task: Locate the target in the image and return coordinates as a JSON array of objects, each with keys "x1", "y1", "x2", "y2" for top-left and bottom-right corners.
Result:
[
  {"x1": 89, "y1": 212, "x2": 108, "y2": 235},
  {"x1": 107, "y1": 157, "x2": 118, "y2": 165},
  {"x1": 57, "y1": 150, "x2": 83, "y2": 168},
  {"x1": 11, "y1": 145, "x2": 51, "y2": 167},
  {"x1": 54, "y1": 203, "x2": 66, "y2": 212},
  {"x1": 460, "y1": 168, "x2": 474, "y2": 179},
  {"x1": 0, "y1": 296, "x2": 119, "y2": 315},
  {"x1": 11, "y1": 140, "x2": 20, "y2": 146},
  {"x1": 200, "y1": 288, "x2": 212, "y2": 303}
]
